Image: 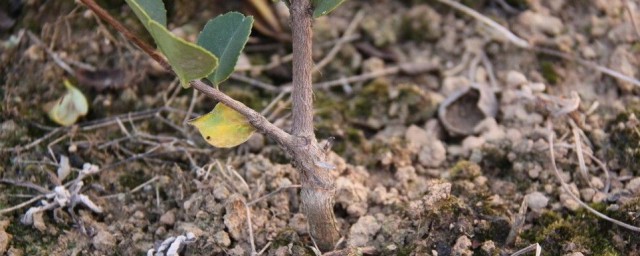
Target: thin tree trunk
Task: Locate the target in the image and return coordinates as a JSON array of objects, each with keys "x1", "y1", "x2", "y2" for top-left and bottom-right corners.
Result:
[{"x1": 290, "y1": 0, "x2": 340, "y2": 251}]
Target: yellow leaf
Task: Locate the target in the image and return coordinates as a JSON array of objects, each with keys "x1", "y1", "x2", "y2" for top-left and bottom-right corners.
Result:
[
  {"x1": 47, "y1": 80, "x2": 89, "y2": 126},
  {"x1": 189, "y1": 103, "x2": 256, "y2": 148}
]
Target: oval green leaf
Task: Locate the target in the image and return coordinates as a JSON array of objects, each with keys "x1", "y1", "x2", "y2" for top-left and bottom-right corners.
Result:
[
  {"x1": 312, "y1": 0, "x2": 347, "y2": 18},
  {"x1": 124, "y1": 0, "x2": 167, "y2": 32},
  {"x1": 197, "y1": 12, "x2": 254, "y2": 86},
  {"x1": 148, "y1": 21, "x2": 219, "y2": 87},
  {"x1": 189, "y1": 103, "x2": 256, "y2": 148},
  {"x1": 47, "y1": 80, "x2": 89, "y2": 126},
  {"x1": 125, "y1": 0, "x2": 218, "y2": 88}
]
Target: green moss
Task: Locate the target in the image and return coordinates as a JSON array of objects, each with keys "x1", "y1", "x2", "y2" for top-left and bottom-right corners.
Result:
[
  {"x1": 118, "y1": 169, "x2": 149, "y2": 190},
  {"x1": 607, "y1": 109, "x2": 640, "y2": 176},
  {"x1": 539, "y1": 61, "x2": 560, "y2": 84},
  {"x1": 519, "y1": 207, "x2": 621, "y2": 255},
  {"x1": 449, "y1": 160, "x2": 482, "y2": 180},
  {"x1": 6, "y1": 218, "x2": 61, "y2": 254}
]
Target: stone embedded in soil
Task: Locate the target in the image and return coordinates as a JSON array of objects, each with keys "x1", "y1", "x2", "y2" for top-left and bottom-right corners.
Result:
[
  {"x1": 92, "y1": 230, "x2": 116, "y2": 251},
  {"x1": 418, "y1": 138, "x2": 446, "y2": 168},
  {"x1": 451, "y1": 235, "x2": 473, "y2": 256},
  {"x1": 347, "y1": 215, "x2": 381, "y2": 247},
  {"x1": 626, "y1": 177, "x2": 640, "y2": 195},
  {"x1": 159, "y1": 211, "x2": 176, "y2": 226},
  {"x1": 560, "y1": 193, "x2": 581, "y2": 211},
  {"x1": 289, "y1": 213, "x2": 308, "y2": 235},
  {"x1": 0, "y1": 220, "x2": 10, "y2": 254},
  {"x1": 405, "y1": 125, "x2": 430, "y2": 148},
  {"x1": 526, "y1": 192, "x2": 549, "y2": 211},
  {"x1": 214, "y1": 231, "x2": 231, "y2": 247},
  {"x1": 518, "y1": 10, "x2": 564, "y2": 35},
  {"x1": 335, "y1": 176, "x2": 369, "y2": 217},
  {"x1": 224, "y1": 194, "x2": 248, "y2": 240},
  {"x1": 609, "y1": 46, "x2": 638, "y2": 92},
  {"x1": 506, "y1": 71, "x2": 528, "y2": 87},
  {"x1": 177, "y1": 222, "x2": 205, "y2": 238}
]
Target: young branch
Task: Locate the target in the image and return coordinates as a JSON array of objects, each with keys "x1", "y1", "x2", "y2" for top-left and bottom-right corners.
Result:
[{"x1": 77, "y1": 0, "x2": 294, "y2": 148}]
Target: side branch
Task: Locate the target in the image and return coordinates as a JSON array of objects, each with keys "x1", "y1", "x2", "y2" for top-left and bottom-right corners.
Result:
[{"x1": 78, "y1": 0, "x2": 294, "y2": 147}]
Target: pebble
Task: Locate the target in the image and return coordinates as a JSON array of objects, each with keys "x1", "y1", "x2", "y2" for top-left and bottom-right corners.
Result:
[
  {"x1": 526, "y1": 192, "x2": 549, "y2": 211},
  {"x1": 560, "y1": 193, "x2": 580, "y2": 211},
  {"x1": 92, "y1": 230, "x2": 116, "y2": 251},
  {"x1": 451, "y1": 235, "x2": 473, "y2": 256},
  {"x1": 159, "y1": 211, "x2": 176, "y2": 226},
  {"x1": 591, "y1": 177, "x2": 604, "y2": 190},
  {"x1": 518, "y1": 10, "x2": 565, "y2": 35},
  {"x1": 0, "y1": 220, "x2": 10, "y2": 254},
  {"x1": 214, "y1": 231, "x2": 231, "y2": 247},
  {"x1": 580, "y1": 188, "x2": 596, "y2": 202},
  {"x1": 592, "y1": 191, "x2": 607, "y2": 204},
  {"x1": 506, "y1": 71, "x2": 527, "y2": 87},
  {"x1": 347, "y1": 215, "x2": 381, "y2": 247},
  {"x1": 418, "y1": 139, "x2": 446, "y2": 168},
  {"x1": 405, "y1": 125, "x2": 430, "y2": 148},
  {"x1": 625, "y1": 177, "x2": 640, "y2": 195}
]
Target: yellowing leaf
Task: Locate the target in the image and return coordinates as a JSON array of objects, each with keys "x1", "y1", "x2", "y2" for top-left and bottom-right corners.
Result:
[
  {"x1": 189, "y1": 103, "x2": 256, "y2": 148},
  {"x1": 47, "y1": 80, "x2": 89, "y2": 126}
]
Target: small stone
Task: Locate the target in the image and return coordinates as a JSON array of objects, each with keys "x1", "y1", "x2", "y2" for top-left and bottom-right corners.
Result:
[
  {"x1": 506, "y1": 71, "x2": 527, "y2": 87},
  {"x1": 289, "y1": 213, "x2": 308, "y2": 235},
  {"x1": 560, "y1": 193, "x2": 580, "y2": 211},
  {"x1": 451, "y1": 235, "x2": 473, "y2": 256},
  {"x1": 348, "y1": 215, "x2": 381, "y2": 247},
  {"x1": 462, "y1": 136, "x2": 485, "y2": 154},
  {"x1": 405, "y1": 125, "x2": 430, "y2": 147},
  {"x1": 481, "y1": 240, "x2": 496, "y2": 255},
  {"x1": 418, "y1": 139, "x2": 447, "y2": 168},
  {"x1": 592, "y1": 192, "x2": 607, "y2": 204},
  {"x1": 213, "y1": 186, "x2": 230, "y2": 201},
  {"x1": 133, "y1": 211, "x2": 145, "y2": 219},
  {"x1": 92, "y1": 230, "x2": 116, "y2": 251},
  {"x1": 626, "y1": 177, "x2": 640, "y2": 195},
  {"x1": 580, "y1": 188, "x2": 596, "y2": 202},
  {"x1": 0, "y1": 220, "x2": 10, "y2": 254},
  {"x1": 519, "y1": 10, "x2": 564, "y2": 35},
  {"x1": 177, "y1": 222, "x2": 205, "y2": 237},
  {"x1": 526, "y1": 192, "x2": 549, "y2": 211},
  {"x1": 214, "y1": 231, "x2": 231, "y2": 247},
  {"x1": 159, "y1": 211, "x2": 176, "y2": 226},
  {"x1": 564, "y1": 252, "x2": 585, "y2": 256},
  {"x1": 591, "y1": 177, "x2": 604, "y2": 190},
  {"x1": 528, "y1": 168, "x2": 540, "y2": 179}
]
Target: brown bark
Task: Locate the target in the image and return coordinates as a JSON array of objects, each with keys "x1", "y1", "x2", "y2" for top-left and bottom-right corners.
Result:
[{"x1": 289, "y1": 0, "x2": 340, "y2": 251}]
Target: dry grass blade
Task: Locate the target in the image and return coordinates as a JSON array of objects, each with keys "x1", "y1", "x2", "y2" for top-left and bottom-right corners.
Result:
[
  {"x1": 547, "y1": 120, "x2": 640, "y2": 232},
  {"x1": 510, "y1": 243, "x2": 541, "y2": 256},
  {"x1": 437, "y1": 0, "x2": 640, "y2": 88},
  {"x1": 436, "y1": 0, "x2": 530, "y2": 48}
]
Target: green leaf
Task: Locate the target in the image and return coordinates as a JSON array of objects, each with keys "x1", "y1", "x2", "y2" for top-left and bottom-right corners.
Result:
[
  {"x1": 124, "y1": 0, "x2": 167, "y2": 32},
  {"x1": 312, "y1": 0, "x2": 347, "y2": 18},
  {"x1": 47, "y1": 80, "x2": 89, "y2": 126},
  {"x1": 125, "y1": 0, "x2": 218, "y2": 87},
  {"x1": 148, "y1": 21, "x2": 219, "y2": 87},
  {"x1": 197, "y1": 12, "x2": 254, "y2": 86},
  {"x1": 189, "y1": 103, "x2": 256, "y2": 148}
]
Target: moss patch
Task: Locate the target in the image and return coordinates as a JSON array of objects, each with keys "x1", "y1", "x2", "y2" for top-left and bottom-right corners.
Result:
[{"x1": 520, "y1": 206, "x2": 621, "y2": 255}]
